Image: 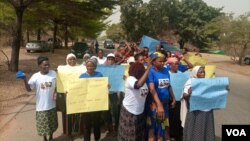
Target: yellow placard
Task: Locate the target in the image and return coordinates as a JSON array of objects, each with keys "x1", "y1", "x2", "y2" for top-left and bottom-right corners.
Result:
[
  {"x1": 56, "y1": 65, "x2": 86, "y2": 93},
  {"x1": 205, "y1": 65, "x2": 216, "y2": 78},
  {"x1": 187, "y1": 55, "x2": 208, "y2": 66},
  {"x1": 66, "y1": 77, "x2": 109, "y2": 114},
  {"x1": 123, "y1": 64, "x2": 129, "y2": 78}
]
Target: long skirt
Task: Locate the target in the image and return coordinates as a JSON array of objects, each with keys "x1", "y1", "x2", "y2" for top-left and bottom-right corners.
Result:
[
  {"x1": 36, "y1": 108, "x2": 58, "y2": 136},
  {"x1": 118, "y1": 105, "x2": 146, "y2": 141},
  {"x1": 183, "y1": 110, "x2": 215, "y2": 141}
]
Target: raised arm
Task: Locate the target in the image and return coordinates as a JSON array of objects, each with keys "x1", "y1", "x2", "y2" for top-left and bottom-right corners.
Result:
[
  {"x1": 135, "y1": 66, "x2": 151, "y2": 88},
  {"x1": 182, "y1": 57, "x2": 193, "y2": 69}
]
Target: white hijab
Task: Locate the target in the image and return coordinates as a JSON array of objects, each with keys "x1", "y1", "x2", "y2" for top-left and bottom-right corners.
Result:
[{"x1": 66, "y1": 53, "x2": 77, "y2": 66}]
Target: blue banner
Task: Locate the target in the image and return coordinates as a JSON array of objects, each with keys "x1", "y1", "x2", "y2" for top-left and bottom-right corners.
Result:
[
  {"x1": 170, "y1": 72, "x2": 190, "y2": 101},
  {"x1": 189, "y1": 77, "x2": 229, "y2": 112},
  {"x1": 139, "y1": 35, "x2": 160, "y2": 54},
  {"x1": 96, "y1": 65, "x2": 125, "y2": 92}
]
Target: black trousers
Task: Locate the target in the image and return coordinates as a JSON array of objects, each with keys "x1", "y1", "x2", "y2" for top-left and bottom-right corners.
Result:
[
  {"x1": 82, "y1": 111, "x2": 102, "y2": 141},
  {"x1": 169, "y1": 101, "x2": 183, "y2": 141}
]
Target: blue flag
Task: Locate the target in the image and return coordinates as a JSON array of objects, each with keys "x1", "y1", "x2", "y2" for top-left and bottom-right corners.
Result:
[{"x1": 139, "y1": 35, "x2": 160, "y2": 54}]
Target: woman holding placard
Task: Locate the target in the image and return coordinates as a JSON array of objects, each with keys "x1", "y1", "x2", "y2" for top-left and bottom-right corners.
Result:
[
  {"x1": 181, "y1": 66, "x2": 215, "y2": 141},
  {"x1": 79, "y1": 58, "x2": 103, "y2": 141}
]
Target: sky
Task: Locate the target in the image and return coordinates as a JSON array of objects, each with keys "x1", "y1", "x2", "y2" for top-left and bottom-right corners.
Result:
[{"x1": 106, "y1": 0, "x2": 250, "y2": 25}]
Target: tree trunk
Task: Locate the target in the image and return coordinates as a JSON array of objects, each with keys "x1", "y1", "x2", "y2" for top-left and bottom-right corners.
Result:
[
  {"x1": 10, "y1": 8, "x2": 24, "y2": 72},
  {"x1": 51, "y1": 20, "x2": 58, "y2": 54},
  {"x1": 26, "y1": 30, "x2": 29, "y2": 43},
  {"x1": 64, "y1": 24, "x2": 68, "y2": 48},
  {"x1": 37, "y1": 28, "x2": 41, "y2": 41},
  {"x1": 238, "y1": 42, "x2": 250, "y2": 65},
  {"x1": 179, "y1": 39, "x2": 185, "y2": 49}
]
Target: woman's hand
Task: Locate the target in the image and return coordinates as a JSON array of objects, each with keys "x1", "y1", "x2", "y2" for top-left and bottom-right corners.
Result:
[
  {"x1": 156, "y1": 103, "x2": 165, "y2": 121},
  {"x1": 169, "y1": 99, "x2": 176, "y2": 109},
  {"x1": 53, "y1": 92, "x2": 57, "y2": 100}
]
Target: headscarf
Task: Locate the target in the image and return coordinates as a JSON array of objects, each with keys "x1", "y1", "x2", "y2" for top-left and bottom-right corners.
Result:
[
  {"x1": 190, "y1": 66, "x2": 203, "y2": 78},
  {"x1": 83, "y1": 53, "x2": 90, "y2": 59},
  {"x1": 66, "y1": 53, "x2": 76, "y2": 65},
  {"x1": 86, "y1": 58, "x2": 97, "y2": 68},
  {"x1": 150, "y1": 52, "x2": 165, "y2": 61},
  {"x1": 167, "y1": 57, "x2": 178, "y2": 64}
]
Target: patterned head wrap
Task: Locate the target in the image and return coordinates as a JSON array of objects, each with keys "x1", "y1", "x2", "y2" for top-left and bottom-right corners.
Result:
[
  {"x1": 150, "y1": 52, "x2": 165, "y2": 61},
  {"x1": 86, "y1": 58, "x2": 97, "y2": 68}
]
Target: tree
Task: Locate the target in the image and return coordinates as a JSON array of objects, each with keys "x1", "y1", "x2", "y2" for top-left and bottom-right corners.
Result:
[
  {"x1": 7, "y1": 0, "x2": 34, "y2": 72},
  {"x1": 216, "y1": 14, "x2": 250, "y2": 64},
  {"x1": 120, "y1": 0, "x2": 143, "y2": 41},
  {"x1": 120, "y1": 0, "x2": 222, "y2": 46},
  {"x1": 170, "y1": 0, "x2": 222, "y2": 49},
  {"x1": 1, "y1": 0, "x2": 118, "y2": 72},
  {"x1": 106, "y1": 23, "x2": 125, "y2": 42}
]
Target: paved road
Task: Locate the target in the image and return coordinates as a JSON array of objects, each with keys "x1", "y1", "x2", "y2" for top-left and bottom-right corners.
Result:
[
  {"x1": 0, "y1": 95, "x2": 117, "y2": 141},
  {"x1": 214, "y1": 68, "x2": 250, "y2": 140},
  {"x1": 0, "y1": 51, "x2": 250, "y2": 141}
]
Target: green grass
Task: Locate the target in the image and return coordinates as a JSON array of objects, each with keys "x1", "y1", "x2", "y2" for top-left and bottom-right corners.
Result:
[{"x1": 201, "y1": 48, "x2": 225, "y2": 55}]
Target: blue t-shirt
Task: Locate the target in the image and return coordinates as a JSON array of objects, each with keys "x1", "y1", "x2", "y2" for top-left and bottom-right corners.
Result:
[
  {"x1": 79, "y1": 71, "x2": 103, "y2": 78},
  {"x1": 147, "y1": 67, "x2": 170, "y2": 103}
]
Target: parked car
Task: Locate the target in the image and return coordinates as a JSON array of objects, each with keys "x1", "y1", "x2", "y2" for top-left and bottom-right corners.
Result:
[
  {"x1": 243, "y1": 55, "x2": 250, "y2": 65},
  {"x1": 104, "y1": 39, "x2": 115, "y2": 49},
  {"x1": 25, "y1": 40, "x2": 49, "y2": 53},
  {"x1": 48, "y1": 38, "x2": 62, "y2": 48},
  {"x1": 70, "y1": 42, "x2": 88, "y2": 58}
]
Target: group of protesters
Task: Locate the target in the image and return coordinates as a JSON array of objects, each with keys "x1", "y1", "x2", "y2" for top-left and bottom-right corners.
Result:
[{"x1": 19, "y1": 41, "x2": 220, "y2": 141}]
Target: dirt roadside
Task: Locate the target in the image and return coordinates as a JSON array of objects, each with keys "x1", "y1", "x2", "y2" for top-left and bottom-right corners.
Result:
[
  {"x1": 0, "y1": 47, "x2": 250, "y2": 130},
  {"x1": 0, "y1": 47, "x2": 70, "y2": 129},
  {"x1": 202, "y1": 53, "x2": 250, "y2": 76}
]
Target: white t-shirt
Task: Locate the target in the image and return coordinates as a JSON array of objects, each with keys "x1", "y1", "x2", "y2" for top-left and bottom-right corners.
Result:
[
  {"x1": 28, "y1": 70, "x2": 56, "y2": 111},
  {"x1": 123, "y1": 76, "x2": 148, "y2": 115},
  {"x1": 97, "y1": 57, "x2": 107, "y2": 64}
]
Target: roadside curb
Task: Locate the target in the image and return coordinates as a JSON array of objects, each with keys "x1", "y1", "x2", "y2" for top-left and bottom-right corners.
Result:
[{"x1": 0, "y1": 95, "x2": 35, "y2": 132}]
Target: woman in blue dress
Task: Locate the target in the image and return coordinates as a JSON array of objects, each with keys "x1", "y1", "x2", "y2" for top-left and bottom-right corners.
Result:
[{"x1": 146, "y1": 52, "x2": 176, "y2": 141}]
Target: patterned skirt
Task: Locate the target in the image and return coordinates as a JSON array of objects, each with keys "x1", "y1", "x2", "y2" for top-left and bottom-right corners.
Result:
[
  {"x1": 145, "y1": 101, "x2": 170, "y2": 141},
  {"x1": 36, "y1": 108, "x2": 58, "y2": 136},
  {"x1": 118, "y1": 105, "x2": 146, "y2": 141},
  {"x1": 183, "y1": 110, "x2": 215, "y2": 141}
]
